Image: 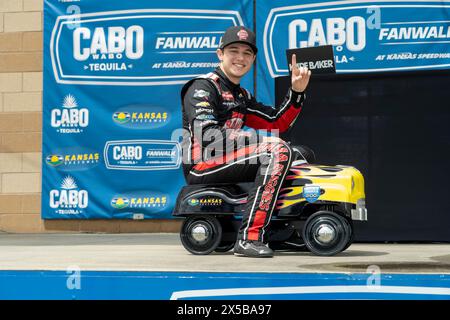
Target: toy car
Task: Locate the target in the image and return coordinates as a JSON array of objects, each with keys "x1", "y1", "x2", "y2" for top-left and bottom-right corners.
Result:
[{"x1": 173, "y1": 146, "x2": 367, "y2": 256}]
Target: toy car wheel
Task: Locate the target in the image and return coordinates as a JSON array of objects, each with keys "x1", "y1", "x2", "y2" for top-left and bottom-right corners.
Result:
[
  {"x1": 180, "y1": 216, "x2": 222, "y2": 255},
  {"x1": 302, "y1": 211, "x2": 352, "y2": 256},
  {"x1": 340, "y1": 217, "x2": 354, "y2": 251},
  {"x1": 215, "y1": 241, "x2": 236, "y2": 252},
  {"x1": 214, "y1": 217, "x2": 236, "y2": 253},
  {"x1": 268, "y1": 230, "x2": 308, "y2": 252}
]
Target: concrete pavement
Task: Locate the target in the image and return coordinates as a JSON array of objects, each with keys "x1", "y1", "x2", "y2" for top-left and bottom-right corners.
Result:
[{"x1": 0, "y1": 233, "x2": 449, "y2": 274}]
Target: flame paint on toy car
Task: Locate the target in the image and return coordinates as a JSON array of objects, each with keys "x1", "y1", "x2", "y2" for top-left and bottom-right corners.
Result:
[{"x1": 277, "y1": 163, "x2": 367, "y2": 221}]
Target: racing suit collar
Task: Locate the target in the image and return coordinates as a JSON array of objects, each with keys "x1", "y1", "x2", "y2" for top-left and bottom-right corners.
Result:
[{"x1": 214, "y1": 67, "x2": 241, "y2": 91}]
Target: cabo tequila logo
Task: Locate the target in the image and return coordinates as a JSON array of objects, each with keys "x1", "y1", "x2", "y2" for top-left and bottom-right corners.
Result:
[
  {"x1": 49, "y1": 175, "x2": 88, "y2": 215},
  {"x1": 288, "y1": 16, "x2": 367, "y2": 52},
  {"x1": 265, "y1": 8, "x2": 378, "y2": 76},
  {"x1": 73, "y1": 26, "x2": 144, "y2": 61},
  {"x1": 265, "y1": 2, "x2": 450, "y2": 75},
  {"x1": 104, "y1": 140, "x2": 181, "y2": 170},
  {"x1": 51, "y1": 94, "x2": 89, "y2": 134},
  {"x1": 112, "y1": 145, "x2": 142, "y2": 164},
  {"x1": 50, "y1": 10, "x2": 244, "y2": 85},
  {"x1": 73, "y1": 25, "x2": 144, "y2": 72}
]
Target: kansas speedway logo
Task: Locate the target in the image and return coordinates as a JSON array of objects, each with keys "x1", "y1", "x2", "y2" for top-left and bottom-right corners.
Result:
[
  {"x1": 199, "y1": 198, "x2": 223, "y2": 206},
  {"x1": 111, "y1": 197, "x2": 130, "y2": 209},
  {"x1": 46, "y1": 155, "x2": 64, "y2": 167},
  {"x1": 50, "y1": 10, "x2": 244, "y2": 86},
  {"x1": 188, "y1": 198, "x2": 199, "y2": 206},
  {"x1": 111, "y1": 191, "x2": 169, "y2": 215},
  {"x1": 113, "y1": 112, "x2": 131, "y2": 124},
  {"x1": 45, "y1": 148, "x2": 100, "y2": 171},
  {"x1": 112, "y1": 105, "x2": 169, "y2": 129}
]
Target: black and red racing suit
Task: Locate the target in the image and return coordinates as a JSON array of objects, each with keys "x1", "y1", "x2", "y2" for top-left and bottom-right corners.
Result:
[{"x1": 181, "y1": 67, "x2": 305, "y2": 242}]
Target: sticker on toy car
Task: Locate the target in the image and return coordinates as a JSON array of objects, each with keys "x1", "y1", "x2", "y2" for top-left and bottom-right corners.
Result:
[{"x1": 302, "y1": 185, "x2": 321, "y2": 203}]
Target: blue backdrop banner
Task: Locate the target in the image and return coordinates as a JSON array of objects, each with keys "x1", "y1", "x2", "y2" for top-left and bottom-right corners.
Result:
[
  {"x1": 42, "y1": 0, "x2": 254, "y2": 219},
  {"x1": 43, "y1": 0, "x2": 449, "y2": 219},
  {"x1": 257, "y1": 0, "x2": 450, "y2": 104}
]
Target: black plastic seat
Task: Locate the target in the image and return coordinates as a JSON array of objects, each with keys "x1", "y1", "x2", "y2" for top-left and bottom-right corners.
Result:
[{"x1": 291, "y1": 145, "x2": 316, "y2": 163}]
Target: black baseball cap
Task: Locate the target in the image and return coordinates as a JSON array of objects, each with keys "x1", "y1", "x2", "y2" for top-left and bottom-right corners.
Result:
[{"x1": 219, "y1": 26, "x2": 257, "y2": 54}]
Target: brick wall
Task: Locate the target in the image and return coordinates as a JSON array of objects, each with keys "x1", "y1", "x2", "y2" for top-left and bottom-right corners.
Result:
[{"x1": 0, "y1": 1, "x2": 181, "y2": 233}]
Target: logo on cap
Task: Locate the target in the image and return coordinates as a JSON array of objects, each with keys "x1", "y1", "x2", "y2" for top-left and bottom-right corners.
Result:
[{"x1": 237, "y1": 29, "x2": 249, "y2": 41}]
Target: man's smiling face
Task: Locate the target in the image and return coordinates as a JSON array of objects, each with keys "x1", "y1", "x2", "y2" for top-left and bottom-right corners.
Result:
[{"x1": 217, "y1": 43, "x2": 256, "y2": 84}]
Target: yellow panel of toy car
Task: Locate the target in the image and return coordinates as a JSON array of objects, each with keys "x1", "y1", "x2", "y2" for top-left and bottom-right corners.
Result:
[
  {"x1": 303, "y1": 166, "x2": 365, "y2": 204},
  {"x1": 282, "y1": 165, "x2": 365, "y2": 207}
]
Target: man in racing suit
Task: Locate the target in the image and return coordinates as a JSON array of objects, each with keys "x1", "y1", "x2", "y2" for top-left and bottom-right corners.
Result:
[{"x1": 180, "y1": 26, "x2": 311, "y2": 257}]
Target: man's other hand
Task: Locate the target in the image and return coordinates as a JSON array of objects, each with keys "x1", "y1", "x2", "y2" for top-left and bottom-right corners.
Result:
[{"x1": 291, "y1": 53, "x2": 311, "y2": 93}]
